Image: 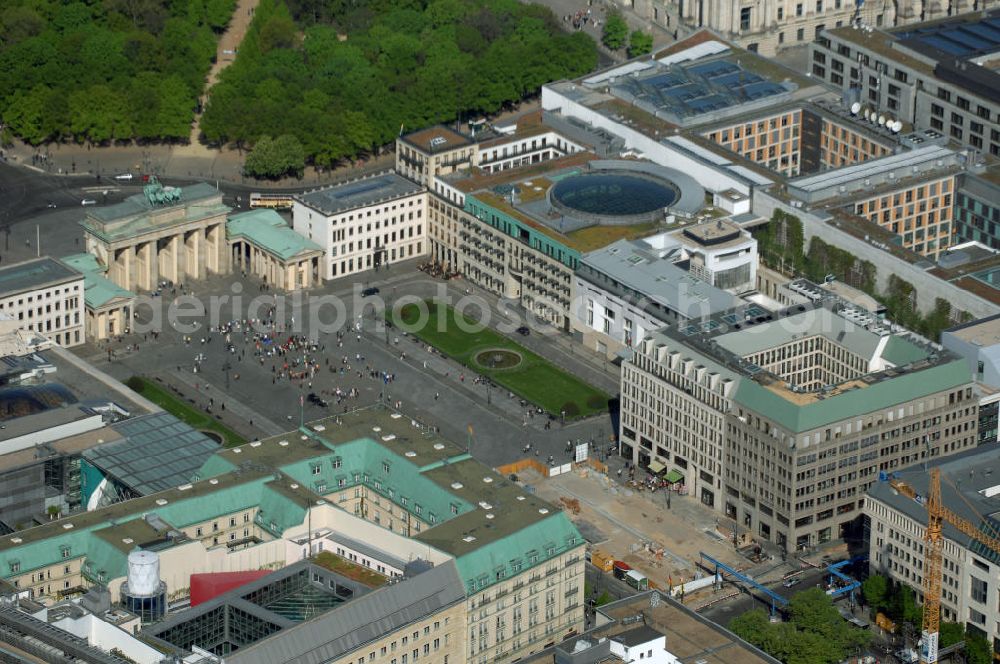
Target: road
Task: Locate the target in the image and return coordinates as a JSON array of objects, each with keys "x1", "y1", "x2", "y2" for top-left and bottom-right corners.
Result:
[
  {"x1": 0, "y1": 160, "x2": 317, "y2": 266},
  {"x1": 698, "y1": 567, "x2": 833, "y2": 626}
]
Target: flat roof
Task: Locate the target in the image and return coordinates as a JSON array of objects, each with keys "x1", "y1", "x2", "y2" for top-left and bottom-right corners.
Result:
[
  {"x1": 526, "y1": 590, "x2": 780, "y2": 664},
  {"x1": 867, "y1": 442, "x2": 1000, "y2": 554},
  {"x1": 609, "y1": 54, "x2": 795, "y2": 125},
  {"x1": 399, "y1": 125, "x2": 472, "y2": 153},
  {"x1": 893, "y1": 11, "x2": 1000, "y2": 61},
  {"x1": 295, "y1": 173, "x2": 424, "y2": 216},
  {"x1": 581, "y1": 238, "x2": 741, "y2": 317},
  {"x1": 0, "y1": 258, "x2": 81, "y2": 299},
  {"x1": 460, "y1": 157, "x2": 705, "y2": 254},
  {"x1": 943, "y1": 312, "x2": 1000, "y2": 345},
  {"x1": 85, "y1": 182, "x2": 221, "y2": 224},
  {"x1": 788, "y1": 145, "x2": 956, "y2": 196},
  {"x1": 636, "y1": 301, "x2": 969, "y2": 432},
  {"x1": 825, "y1": 26, "x2": 936, "y2": 75}
]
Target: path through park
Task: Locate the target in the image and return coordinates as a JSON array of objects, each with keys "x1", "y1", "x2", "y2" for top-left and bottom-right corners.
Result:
[{"x1": 179, "y1": 0, "x2": 262, "y2": 154}]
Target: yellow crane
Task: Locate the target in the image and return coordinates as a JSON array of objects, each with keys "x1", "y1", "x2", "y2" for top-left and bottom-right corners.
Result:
[{"x1": 893, "y1": 468, "x2": 1000, "y2": 663}]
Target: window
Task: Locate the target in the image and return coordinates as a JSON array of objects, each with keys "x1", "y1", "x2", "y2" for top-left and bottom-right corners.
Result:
[
  {"x1": 970, "y1": 576, "x2": 987, "y2": 604},
  {"x1": 797, "y1": 27, "x2": 805, "y2": 41},
  {"x1": 740, "y1": 6, "x2": 751, "y2": 29},
  {"x1": 778, "y1": 6, "x2": 784, "y2": 18},
  {"x1": 796, "y1": 2, "x2": 803, "y2": 14}
]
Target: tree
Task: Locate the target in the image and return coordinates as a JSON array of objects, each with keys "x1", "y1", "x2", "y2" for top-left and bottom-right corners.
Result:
[
  {"x1": 890, "y1": 583, "x2": 922, "y2": 626},
  {"x1": 627, "y1": 30, "x2": 652, "y2": 57},
  {"x1": 601, "y1": 11, "x2": 628, "y2": 50},
  {"x1": 964, "y1": 630, "x2": 992, "y2": 664},
  {"x1": 732, "y1": 590, "x2": 870, "y2": 664},
  {"x1": 243, "y1": 134, "x2": 305, "y2": 178},
  {"x1": 862, "y1": 574, "x2": 888, "y2": 612},
  {"x1": 939, "y1": 622, "x2": 964, "y2": 648}
]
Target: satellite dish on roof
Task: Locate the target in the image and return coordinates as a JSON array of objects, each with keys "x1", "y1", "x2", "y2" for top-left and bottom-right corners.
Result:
[
  {"x1": 892, "y1": 120, "x2": 903, "y2": 132},
  {"x1": 850, "y1": 102, "x2": 861, "y2": 114},
  {"x1": 863, "y1": 108, "x2": 870, "y2": 119},
  {"x1": 878, "y1": 115, "x2": 886, "y2": 126}
]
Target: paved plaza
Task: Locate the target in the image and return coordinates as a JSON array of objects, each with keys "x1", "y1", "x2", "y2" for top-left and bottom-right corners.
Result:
[{"x1": 76, "y1": 264, "x2": 621, "y2": 469}]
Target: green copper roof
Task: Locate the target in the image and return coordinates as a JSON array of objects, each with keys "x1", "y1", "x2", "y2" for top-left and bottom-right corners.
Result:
[
  {"x1": 62, "y1": 253, "x2": 135, "y2": 309},
  {"x1": 0, "y1": 409, "x2": 582, "y2": 600},
  {"x1": 227, "y1": 210, "x2": 322, "y2": 261},
  {"x1": 79, "y1": 183, "x2": 230, "y2": 243},
  {"x1": 734, "y1": 358, "x2": 971, "y2": 433},
  {"x1": 441, "y1": 512, "x2": 583, "y2": 594},
  {"x1": 0, "y1": 473, "x2": 300, "y2": 582},
  {"x1": 881, "y1": 335, "x2": 930, "y2": 366}
]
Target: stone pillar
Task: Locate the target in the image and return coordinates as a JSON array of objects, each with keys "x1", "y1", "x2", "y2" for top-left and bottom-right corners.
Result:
[
  {"x1": 186, "y1": 230, "x2": 201, "y2": 282},
  {"x1": 168, "y1": 234, "x2": 180, "y2": 284}
]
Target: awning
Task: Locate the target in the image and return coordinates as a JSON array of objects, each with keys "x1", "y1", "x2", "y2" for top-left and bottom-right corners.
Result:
[
  {"x1": 665, "y1": 469, "x2": 684, "y2": 484},
  {"x1": 647, "y1": 459, "x2": 666, "y2": 474}
]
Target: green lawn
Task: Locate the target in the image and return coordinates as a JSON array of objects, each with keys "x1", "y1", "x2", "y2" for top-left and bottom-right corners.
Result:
[
  {"x1": 127, "y1": 376, "x2": 246, "y2": 448},
  {"x1": 392, "y1": 302, "x2": 610, "y2": 418}
]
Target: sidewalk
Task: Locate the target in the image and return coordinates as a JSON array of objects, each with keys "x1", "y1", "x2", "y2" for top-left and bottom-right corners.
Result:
[{"x1": 5, "y1": 140, "x2": 396, "y2": 190}]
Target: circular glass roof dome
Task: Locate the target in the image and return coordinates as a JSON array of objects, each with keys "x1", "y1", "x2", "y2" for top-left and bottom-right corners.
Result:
[{"x1": 550, "y1": 172, "x2": 678, "y2": 218}]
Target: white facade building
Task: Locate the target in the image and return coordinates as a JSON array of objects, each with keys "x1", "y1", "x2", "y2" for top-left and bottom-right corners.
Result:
[
  {"x1": 0, "y1": 257, "x2": 85, "y2": 348},
  {"x1": 674, "y1": 220, "x2": 758, "y2": 293},
  {"x1": 608, "y1": 625, "x2": 676, "y2": 664},
  {"x1": 292, "y1": 173, "x2": 428, "y2": 280},
  {"x1": 865, "y1": 446, "x2": 1000, "y2": 643},
  {"x1": 572, "y1": 233, "x2": 743, "y2": 356}
]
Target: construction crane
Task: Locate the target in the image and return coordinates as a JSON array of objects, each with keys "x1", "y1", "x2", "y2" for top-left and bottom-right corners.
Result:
[{"x1": 893, "y1": 468, "x2": 1000, "y2": 663}]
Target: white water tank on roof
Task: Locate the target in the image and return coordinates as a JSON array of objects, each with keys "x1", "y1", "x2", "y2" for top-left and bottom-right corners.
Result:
[{"x1": 126, "y1": 549, "x2": 160, "y2": 597}]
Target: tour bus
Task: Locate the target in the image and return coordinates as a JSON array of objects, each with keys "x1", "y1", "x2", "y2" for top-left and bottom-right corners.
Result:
[{"x1": 249, "y1": 192, "x2": 294, "y2": 210}]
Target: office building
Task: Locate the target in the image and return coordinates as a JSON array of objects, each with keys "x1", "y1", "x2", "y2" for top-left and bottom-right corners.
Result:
[
  {"x1": 787, "y1": 145, "x2": 961, "y2": 259},
  {"x1": 572, "y1": 232, "x2": 745, "y2": 356},
  {"x1": 865, "y1": 444, "x2": 1000, "y2": 644},
  {"x1": 620, "y1": 299, "x2": 977, "y2": 552},
  {"x1": 0, "y1": 257, "x2": 85, "y2": 348},
  {"x1": 811, "y1": 12, "x2": 1000, "y2": 157},
  {"x1": 292, "y1": 172, "x2": 428, "y2": 280}
]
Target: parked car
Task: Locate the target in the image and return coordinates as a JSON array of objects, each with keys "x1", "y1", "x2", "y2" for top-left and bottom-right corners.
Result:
[
  {"x1": 81, "y1": 199, "x2": 97, "y2": 206},
  {"x1": 114, "y1": 173, "x2": 133, "y2": 181},
  {"x1": 361, "y1": 287, "x2": 380, "y2": 297},
  {"x1": 782, "y1": 577, "x2": 802, "y2": 588},
  {"x1": 516, "y1": 326, "x2": 530, "y2": 336}
]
